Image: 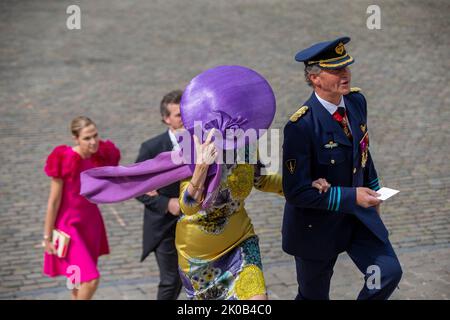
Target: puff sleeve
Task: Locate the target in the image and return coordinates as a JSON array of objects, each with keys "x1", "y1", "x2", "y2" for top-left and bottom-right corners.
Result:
[
  {"x1": 95, "y1": 140, "x2": 121, "y2": 166},
  {"x1": 44, "y1": 146, "x2": 67, "y2": 178}
]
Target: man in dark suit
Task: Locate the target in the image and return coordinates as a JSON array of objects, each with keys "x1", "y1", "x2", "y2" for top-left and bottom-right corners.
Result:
[
  {"x1": 136, "y1": 90, "x2": 183, "y2": 300},
  {"x1": 282, "y1": 37, "x2": 402, "y2": 300}
]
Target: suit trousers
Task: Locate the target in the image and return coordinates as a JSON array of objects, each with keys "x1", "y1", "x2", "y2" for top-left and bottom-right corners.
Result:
[
  {"x1": 154, "y1": 234, "x2": 182, "y2": 300},
  {"x1": 294, "y1": 219, "x2": 403, "y2": 300}
]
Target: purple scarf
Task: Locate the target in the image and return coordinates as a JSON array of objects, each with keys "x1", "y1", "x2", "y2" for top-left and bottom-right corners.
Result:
[{"x1": 80, "y1": 149, "x2": 222, "y2": 209}]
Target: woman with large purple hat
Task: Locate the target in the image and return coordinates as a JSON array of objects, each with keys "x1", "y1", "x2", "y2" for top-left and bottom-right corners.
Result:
[
  {"x1": 174, "y1": 65, "x2": 284, "y2": 300},
  {"x1": 81, "y1": 65, "x2": 282, "y2": 299}
]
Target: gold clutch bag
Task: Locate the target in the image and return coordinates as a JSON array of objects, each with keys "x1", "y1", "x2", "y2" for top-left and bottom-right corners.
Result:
[{"x1": 52, "y1": 229, "x2": 71, "y2": 258}]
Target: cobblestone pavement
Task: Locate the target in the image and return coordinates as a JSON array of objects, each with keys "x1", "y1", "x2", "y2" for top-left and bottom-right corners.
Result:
[{"x1": 1, "y1": 0, "x2": 449, "y2": 300}]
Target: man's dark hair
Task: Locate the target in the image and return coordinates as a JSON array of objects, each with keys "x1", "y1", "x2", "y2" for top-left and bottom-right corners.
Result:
[{"x1": 160, "y1": 90, "x2": 182, "y2": 121}]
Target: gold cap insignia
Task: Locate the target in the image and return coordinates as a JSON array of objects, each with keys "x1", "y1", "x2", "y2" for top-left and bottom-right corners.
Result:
[
  {"x1": 335, "y1": 42, "x2": 345, "y2": 55},
  {"x1": 286, "y1": 159, "x2": 296, "y2": 174},
  {"x1": 289, "y1": 106, "x2": 309, "y2": 122}
]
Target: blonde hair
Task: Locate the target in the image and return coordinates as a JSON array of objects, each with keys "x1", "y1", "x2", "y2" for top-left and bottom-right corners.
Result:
[{"x1": 70, "y1": 116, "x2": 96, "y2": 137}]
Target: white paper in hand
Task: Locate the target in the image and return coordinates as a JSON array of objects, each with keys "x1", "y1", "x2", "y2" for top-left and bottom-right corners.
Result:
[{"x1": 376, "y1": 187, "x2": 400, "y2": 201}]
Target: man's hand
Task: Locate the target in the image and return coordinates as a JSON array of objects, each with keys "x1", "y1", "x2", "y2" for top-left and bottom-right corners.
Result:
[
  {"x1": 312, "y1": 178, "x2": 331, "y2": 194},
  {"x1": 146, "y1": 190, "x2": 159, "y2": 197},
  {"x1": 356, "y1": 187, "x2": 381, "y2": 208},
  {"x1": 168, "y1": 198, "x2": 181, "y2": 216}
]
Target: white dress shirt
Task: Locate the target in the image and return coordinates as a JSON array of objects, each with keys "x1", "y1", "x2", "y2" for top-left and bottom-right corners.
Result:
[
  {"x1": 168, "y1": 129, "x2": 180, "y2": 151},
  {"x1": 315, "y1": 92, "x2": 352, "y2": 133},
  {"x1": 315, "y1": 92, "x2": 347, "y2": 115}
]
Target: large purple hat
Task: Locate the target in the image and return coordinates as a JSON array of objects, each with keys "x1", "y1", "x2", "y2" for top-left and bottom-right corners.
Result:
[{"x1": 180, "y1": 65, "x2": 276, "y2": 149}]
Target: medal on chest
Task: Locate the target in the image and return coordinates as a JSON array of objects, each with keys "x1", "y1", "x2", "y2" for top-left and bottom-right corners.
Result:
[{"x1": 359, "y1": 125, "x2": 369, "y2": 168}]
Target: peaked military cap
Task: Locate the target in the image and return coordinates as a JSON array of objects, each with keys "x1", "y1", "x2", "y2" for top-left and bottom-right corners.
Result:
[{"x1": 294, "y1": 36, "x2": 354, "y2": 69}]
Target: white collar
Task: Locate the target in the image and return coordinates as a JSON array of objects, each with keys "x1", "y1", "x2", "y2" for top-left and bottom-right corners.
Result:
[
  {"x1": 315, "y1": 92, "x2": 346, "y2": 115},
  {"x1": 167, "y1": 129, "x2": 180, "y2": 151}
]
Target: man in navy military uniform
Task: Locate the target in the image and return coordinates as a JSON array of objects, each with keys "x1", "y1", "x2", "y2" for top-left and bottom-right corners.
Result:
[{"x1": 282, "y1": 36, "x2": 402, "y2": 300}]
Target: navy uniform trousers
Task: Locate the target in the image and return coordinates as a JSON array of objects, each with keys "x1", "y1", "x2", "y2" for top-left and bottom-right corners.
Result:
[
  {"x1": 294, "y1": 218, "x2": 402, "y2": 300},
  {"x1": 282, "y1": 89, "x2": 402, "y2": 300}
]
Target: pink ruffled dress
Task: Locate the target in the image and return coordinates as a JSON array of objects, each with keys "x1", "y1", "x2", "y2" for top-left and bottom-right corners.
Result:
[{"x1": 43, "y1": 140, "x2": 120, "y2": 283}]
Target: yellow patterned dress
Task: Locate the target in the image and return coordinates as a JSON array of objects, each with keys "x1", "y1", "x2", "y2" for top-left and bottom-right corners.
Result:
[{"x1": 176, "y1": 163, "x2": 282, "y2": 300}]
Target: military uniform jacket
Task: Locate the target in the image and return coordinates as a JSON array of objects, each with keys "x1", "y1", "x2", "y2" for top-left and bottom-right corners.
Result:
[{"x1": 282, "y1": 89, "x2": 388, "y2": 260}]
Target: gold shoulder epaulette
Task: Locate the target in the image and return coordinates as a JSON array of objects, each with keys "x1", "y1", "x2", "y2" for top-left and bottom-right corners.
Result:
[
  {"x1": 290, "y1": 106, "x2": 309, "y2": 122},
  {"x1": 350, "y1": 87, "x2": 361, "y2": 93}
]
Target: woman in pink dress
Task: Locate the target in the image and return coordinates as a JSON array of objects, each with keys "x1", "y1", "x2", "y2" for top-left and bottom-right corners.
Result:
[{"x1": 42, "y1": 116, "x2": 120, "y2": 300}]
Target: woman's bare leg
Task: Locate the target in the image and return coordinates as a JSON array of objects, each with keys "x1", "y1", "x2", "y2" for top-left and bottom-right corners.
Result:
[
  {"x1": 77, "y1": 278, "x2": 100, "y2": 300},
  {"x1": 71, "y1": 288, "x2": 78, "y2": 300}
]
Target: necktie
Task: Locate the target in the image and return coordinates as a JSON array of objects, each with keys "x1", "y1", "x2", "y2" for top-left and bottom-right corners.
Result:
[{"x1": 333, "y1": 107, "x2": 352, "y2": 140}]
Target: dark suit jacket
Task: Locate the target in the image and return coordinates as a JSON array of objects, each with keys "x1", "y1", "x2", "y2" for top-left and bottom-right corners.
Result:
[
  {"x1": 136, "y1": 131, "x2": 180, "y2": 262},
  {"x1": 282, "y1": 90, "x2": 388, "y2": 260}
]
